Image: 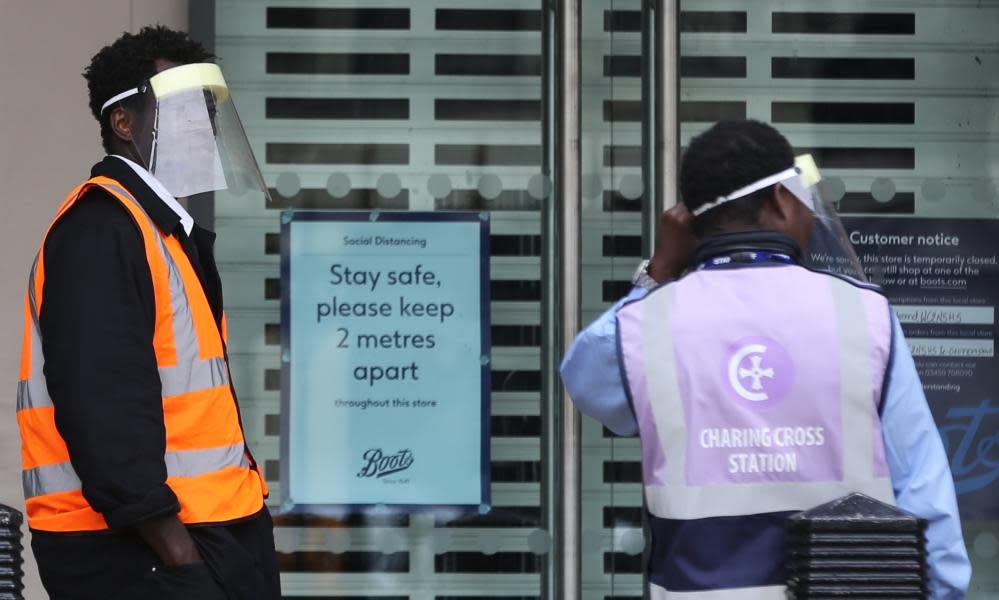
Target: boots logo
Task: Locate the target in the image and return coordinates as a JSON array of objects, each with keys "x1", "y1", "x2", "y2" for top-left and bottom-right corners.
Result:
[
  {"x1": 725, "y1": 337, "x2": 794, "y2": 409},
  {"x1": 357, "y1": 448, "x2": 414, "y2": 478},
  {"x1": 940, "y1": 399, "x2": 999, "y2": 496}
]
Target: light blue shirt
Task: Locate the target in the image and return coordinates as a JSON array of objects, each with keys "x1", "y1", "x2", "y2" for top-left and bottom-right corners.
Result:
[{"x1": 561, "y1": 285, "x2": 972, "y2": 599}]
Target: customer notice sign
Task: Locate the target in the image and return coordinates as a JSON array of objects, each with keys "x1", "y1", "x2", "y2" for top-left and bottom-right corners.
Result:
[
  {"x1": 279, "y1": 211, "x2": 491, "y2": 514},
  {"x1": 840, "y1": 217, "x2": 999, "y2": 519}
]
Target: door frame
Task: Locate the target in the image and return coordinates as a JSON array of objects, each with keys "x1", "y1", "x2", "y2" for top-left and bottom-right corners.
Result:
[{"x1": 544, "y1": 0, "x2": 680, "y2": 597}]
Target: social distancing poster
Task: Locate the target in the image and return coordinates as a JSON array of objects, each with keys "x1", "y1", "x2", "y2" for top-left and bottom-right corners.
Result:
[{"x1": 280, "y1": 211, "x2": 491, "y2": 513}]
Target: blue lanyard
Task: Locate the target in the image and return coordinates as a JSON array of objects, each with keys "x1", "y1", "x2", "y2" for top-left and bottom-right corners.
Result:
[{"x1": 697, "y1": 251, "x2": 796, "y2": 271}]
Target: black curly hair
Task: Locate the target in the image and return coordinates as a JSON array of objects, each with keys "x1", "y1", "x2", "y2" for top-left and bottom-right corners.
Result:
[
  {"x1": 84, "y1": 25, "x2": 214, "y2": 153},
  {"x1": 680, "y1": 120, "x2": 795, "y2": 236}
]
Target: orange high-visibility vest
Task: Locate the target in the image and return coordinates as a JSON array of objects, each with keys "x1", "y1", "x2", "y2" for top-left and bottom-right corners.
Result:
[{"x1": 17, "y1": 176, "x2": 266, "y2": 532}]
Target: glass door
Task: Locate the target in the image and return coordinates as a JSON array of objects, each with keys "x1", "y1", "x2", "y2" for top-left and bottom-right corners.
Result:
[
  {"x1": 579, "y1": 2, "x2": 653, "y2": 599},
  {"x1": 209, "y1": 1, "x2": 559, "y2": 598}
]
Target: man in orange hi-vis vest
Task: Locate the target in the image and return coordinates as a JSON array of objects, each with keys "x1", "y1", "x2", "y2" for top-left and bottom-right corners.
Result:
[{"x1": 16, "y1": 26, "x2": 279, "y2": 599}]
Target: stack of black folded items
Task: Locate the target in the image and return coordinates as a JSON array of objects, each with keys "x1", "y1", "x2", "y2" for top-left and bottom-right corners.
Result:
[
  {"x1": 786, "y1": 493, "x2": 928, "y2": 599},
  {"x1": 0, "y1": 504, "x2": 24, "y2": 600}
]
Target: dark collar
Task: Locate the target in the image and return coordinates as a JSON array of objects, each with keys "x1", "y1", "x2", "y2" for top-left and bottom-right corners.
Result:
[
  {"x1": 693, "y1": 230, "x2": 803, "y2": 265},
  {"x1": 90, "y1": 156, "x2": 183, "y2": 235}
]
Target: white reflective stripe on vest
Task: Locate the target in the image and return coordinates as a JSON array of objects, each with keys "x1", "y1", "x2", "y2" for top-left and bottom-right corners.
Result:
[
  {"x1": 639, "y1": 286, "x2": 688, "y2": 486},
  {"x1": 650, "y1": 582, "x2": 786, "y2": 600},
  {"x1": 22, "y1": 443, "x2": 249, "y2": 499},
  {"x1": 645, "y1": 478, "x2": 896, "y2": 520},
  {"x1": 828, "y1": 276, "x2": 877, "y2": 483}
]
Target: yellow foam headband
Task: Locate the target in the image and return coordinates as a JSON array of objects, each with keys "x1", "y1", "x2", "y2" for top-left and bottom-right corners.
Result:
[
  {"x1": 149, "y1": 63, "x2": 229, "y2": 103},
  {"x1": 795, "y1": 154, "x2": 822, "y2": 187},
  {"x1": 100, "y1": 63, "x2": 231, "y2": 113}
]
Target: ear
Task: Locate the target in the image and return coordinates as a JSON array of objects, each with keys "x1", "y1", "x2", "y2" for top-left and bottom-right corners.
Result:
[
  {"x1": 109, "y1": 107, "x2": 134, "y2": 143},
  {"x1": 760, "y1": 183, "x2": 800, "y2": 228}
]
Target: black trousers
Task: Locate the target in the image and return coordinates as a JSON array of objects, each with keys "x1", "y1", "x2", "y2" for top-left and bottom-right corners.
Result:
[{"x1": 32, "y1": 509, "x2": 281, "y2": 600}]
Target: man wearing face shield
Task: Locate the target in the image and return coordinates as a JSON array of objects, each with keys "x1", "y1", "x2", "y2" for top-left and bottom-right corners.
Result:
[
  {"x1": 16, "y1": 26, "x2": 279, "y2": 599},
  {"x1": 561, "y1": 120, "x2": 970, "y2": 598}
]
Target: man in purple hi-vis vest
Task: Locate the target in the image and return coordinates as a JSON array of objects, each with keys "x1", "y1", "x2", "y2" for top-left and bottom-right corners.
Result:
[{"x1": 561, "y1": 120, "x2": 970, "y2": 599}]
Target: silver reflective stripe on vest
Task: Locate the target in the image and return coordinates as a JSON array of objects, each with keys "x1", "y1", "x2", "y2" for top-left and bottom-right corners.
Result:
[
  {"x1": 164, "y1": 443, "x2": 249, "y2": 478},
  {"x1": 16, "y1": 378, "x2": 49, "y2": 411},
  {"x1": 98, "y1": 183, "x2": 229, "y2": 398},
  {"x1": 16, "y1": 380, "x2": 30, "y2": 411},
  {"x1": 160, "y1": 236, "x2": 203, "y2": 372},
  {"x1": 98, "y1": 182, "x2": 140, "y2": 210},
  {"x1": 19, "y1": 257, "x2": 54, "y2": 412},
  {"x1": 641, "y1": 286, "x2": 688, "y2": 486},
  {"x1": 23, "y1": 444, "x2": 248, "y2": 499},
  {"x1": 27, "y1": 254, "x2": 40, "y2": 329},
  {"x1": 650, "y1": 582, "x2": 786, "y2": 600},
  {"x1": 23, "y1": 461, "x2": 82, "y2": 499},
  {"x1": 18, "y1": 328, "x2": 54, "y2": 411},
  {"x1": 645, "y1": 478, "x2": 895, "y2": 520},
  {"x1": 159, "y1": 357, "x2": 229, "y2": 397}
]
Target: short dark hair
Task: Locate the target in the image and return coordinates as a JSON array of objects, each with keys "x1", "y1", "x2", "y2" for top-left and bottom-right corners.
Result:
[
  {"x1": 680, "y1": 120, "x2": 794, "y2": 235},
  {"x1": 84, "y1": 25, "x2": 214, "y2": 153}
]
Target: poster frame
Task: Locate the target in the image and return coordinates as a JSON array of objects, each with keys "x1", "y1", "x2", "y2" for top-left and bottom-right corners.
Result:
[{"x1": 278, "y1": 210, "x2": 492, "y2": 516}]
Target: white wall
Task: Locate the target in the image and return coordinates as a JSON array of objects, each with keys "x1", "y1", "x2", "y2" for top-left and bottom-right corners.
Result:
[{"x1": 0, "y1": 1, "x2": 188, "y2": 596}]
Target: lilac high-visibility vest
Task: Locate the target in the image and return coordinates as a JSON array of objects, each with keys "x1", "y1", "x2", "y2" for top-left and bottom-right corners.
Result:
[{"x1": 616, "y1": 263, "x2": 896, "y2": 599}]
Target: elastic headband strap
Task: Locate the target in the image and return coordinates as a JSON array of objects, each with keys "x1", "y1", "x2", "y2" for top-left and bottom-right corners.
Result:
[
  {"x1": 100, "y1": 88, "x2": 140, "y2": 113},
  {"x1": 691, "y1": 167, "x2": 801, "y2": 217},
  {"x1": 99, "y1": 63, "x2": 229, "y2": 114}
]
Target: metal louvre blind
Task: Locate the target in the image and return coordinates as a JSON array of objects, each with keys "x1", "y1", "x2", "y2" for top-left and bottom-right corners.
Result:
[
  {"x1": 678, "y1": 1, "x2": 999, "y2": 220},
  {"x1": 214, "y1": 1, "x2": 552, "y2": 598}
]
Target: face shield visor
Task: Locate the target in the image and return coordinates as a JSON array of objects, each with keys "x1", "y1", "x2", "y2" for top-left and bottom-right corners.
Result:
[
  {"x1": 101, "y1": 63, "x2": 269, "y2": 202},
  {"x1": 691, "y1": 154, "x2": 867, "y2": 281}
]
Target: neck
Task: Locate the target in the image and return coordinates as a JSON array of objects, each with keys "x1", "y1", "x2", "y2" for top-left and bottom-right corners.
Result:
[
  {"x1": 693, "y1": 230, "x2": 802, "y2": 265},
  {"x1": 110, "y1": 145, "x2": 144, "y2": 166}
]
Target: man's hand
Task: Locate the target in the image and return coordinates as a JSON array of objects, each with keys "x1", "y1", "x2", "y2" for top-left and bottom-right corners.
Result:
[
  {"x1": 134, "y1": 513, "x2": 203, "y2": 566},
  {"x1": 647, "y1": 204, "x2": 697, "y2": 283}
]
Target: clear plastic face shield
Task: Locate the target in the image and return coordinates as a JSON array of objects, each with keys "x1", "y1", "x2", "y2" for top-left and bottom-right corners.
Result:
[
  {"x1": 692, "y1": 154, "x2": 867, "y2": 281},
  {"x1": 101, "y1": 63, "x2": 270, "y2": 202}
]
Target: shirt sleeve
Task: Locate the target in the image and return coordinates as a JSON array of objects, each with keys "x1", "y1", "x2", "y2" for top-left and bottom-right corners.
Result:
[
  {"x1": 881, "y1": 314, "x2": 971, "y2": 599},
  {"x1": 559, "y1": 286, "x2": 649, "y2": 436},
  {"x1": 39, "y1": 191, "x2": 180, "y2": 529}
]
